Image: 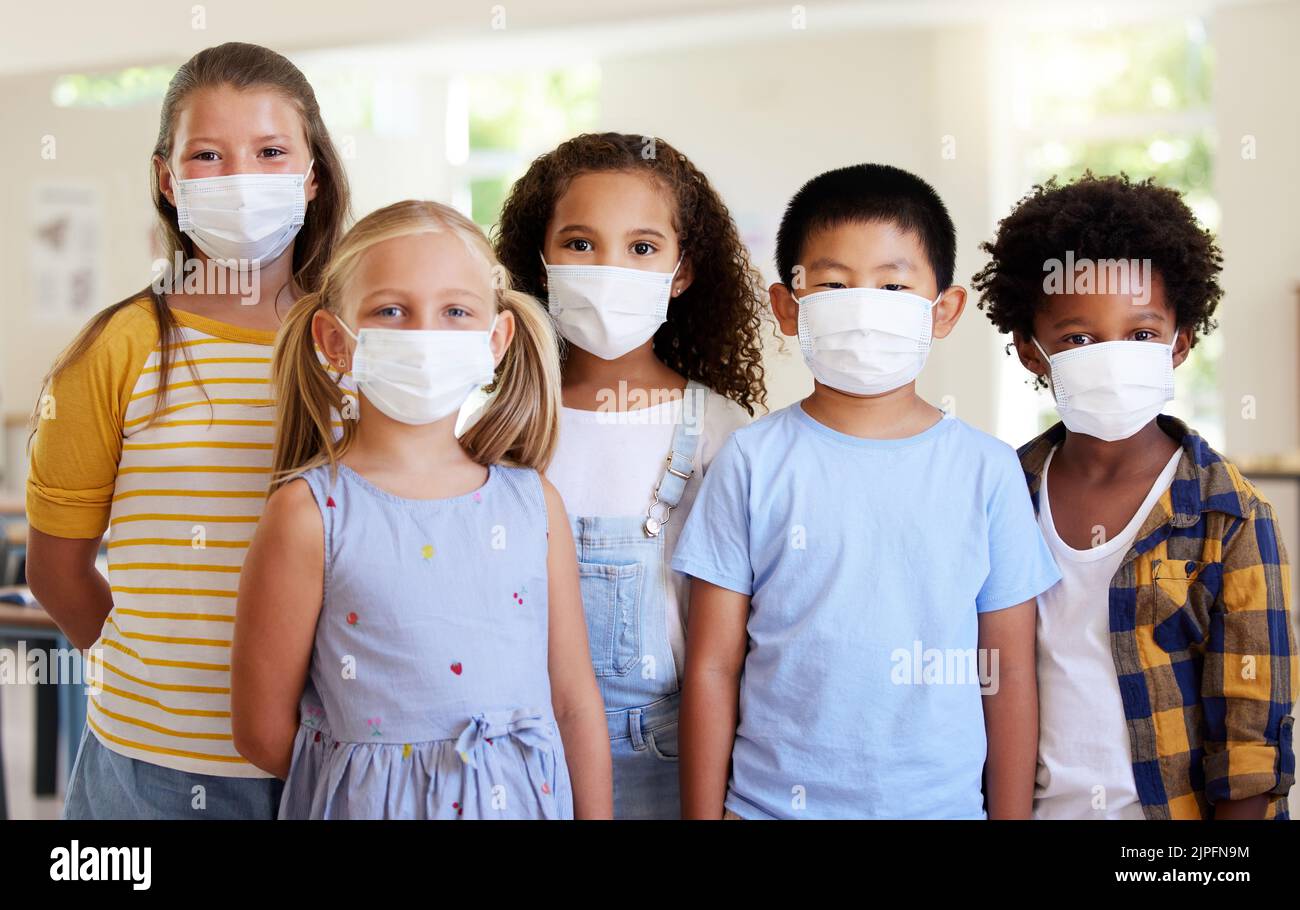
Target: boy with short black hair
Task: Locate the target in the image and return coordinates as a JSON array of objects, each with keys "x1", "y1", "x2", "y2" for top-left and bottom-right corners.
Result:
[
  {"x1": 674, "y1": 163, "x2": 1060, "y2": 819},
  {"x1": 974, "y1": 172, "x2": 1297, "y2": 819}
]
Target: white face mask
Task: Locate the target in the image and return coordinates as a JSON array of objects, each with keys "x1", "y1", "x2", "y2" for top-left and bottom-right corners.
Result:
[
  {"x1": 339, "y1": 316, "x2": 499, "y2": 426},
  {"x1": 542, "y1": 254, "x2": 681, "y2": 360},
  {"x1": 1032, "y1": 337, "x2": 1175, "y2": 442},
  {"x1": 796, "y1": 286, "x2": 941, "y2": 395},
  {"x1": 171, "y1": 161, "x2": 313, "y2": 268}
]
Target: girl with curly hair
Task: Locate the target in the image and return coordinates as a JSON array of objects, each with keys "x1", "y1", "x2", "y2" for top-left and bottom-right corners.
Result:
[{"x1": 493, "y1": 131, "x2": 769, "y2": 819}]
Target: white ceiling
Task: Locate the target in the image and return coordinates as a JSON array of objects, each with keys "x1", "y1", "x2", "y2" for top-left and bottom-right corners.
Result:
[{"x1": 2, "y1": 0, "x2": 1234, "y2": 78}]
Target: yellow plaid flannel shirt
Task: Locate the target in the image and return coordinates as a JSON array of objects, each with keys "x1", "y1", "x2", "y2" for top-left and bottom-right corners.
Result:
[{"x1": 1019, "y1": 416, "x2": 1297, "y2": 819}]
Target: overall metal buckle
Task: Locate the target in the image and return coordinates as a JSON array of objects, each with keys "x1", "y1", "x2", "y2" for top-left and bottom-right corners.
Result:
[{"x1": 644, "y1": 454, "x2": 693, "y2": 537}]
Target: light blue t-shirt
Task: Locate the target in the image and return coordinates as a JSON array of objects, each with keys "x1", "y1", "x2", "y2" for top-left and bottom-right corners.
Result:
[{"x1": 671, "y1": 402, "x2": 1060, "y2": 819}]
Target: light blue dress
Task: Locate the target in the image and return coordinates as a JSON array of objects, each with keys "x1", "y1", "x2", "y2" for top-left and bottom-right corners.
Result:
[{"x1": 278, "y1": 461, "x2": 572, "y2": 820}]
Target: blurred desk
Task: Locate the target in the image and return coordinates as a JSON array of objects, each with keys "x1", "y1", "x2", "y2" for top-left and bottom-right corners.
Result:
[{"x1": 0, "y1": 587, "x2": 86, "y2": 816}]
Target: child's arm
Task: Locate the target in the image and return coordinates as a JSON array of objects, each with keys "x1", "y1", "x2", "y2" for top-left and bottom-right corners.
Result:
[
  {"x1": 978, "y1": 598, "x2": 1038, "y2": 819},
  {"x1": 541, "y1": 477, "x2": 613, "y2": 819},
  {"x1": 231, "y1": 478, "x2": 324, "y2": 779},
  {"x1": 1204, "y1": 497, "x2": 1297, "y2": 820},
  {"x1": 26, "y1": 531, "x2": 113, "y2": 650},
  {"x1": 680, "y1": 577, "x2": 749, "y2": 819}
]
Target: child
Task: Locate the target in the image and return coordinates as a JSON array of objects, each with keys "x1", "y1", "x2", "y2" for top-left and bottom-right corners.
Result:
[
  {"x1": 26, "y1": 42, "x2": 349, "y2": 819},
  {"x1": 673, "y1": 163, "x2": 1061, "y2": 819},
  {"x1": 231, "y1": 200, "x2": 612, "y2": 819},
  {"x1": 494, "y1": 132, "x2": 768, "y2": 818},
  {"x1": 974, "y1": 172, "x2": 1297, "y2": 820}
]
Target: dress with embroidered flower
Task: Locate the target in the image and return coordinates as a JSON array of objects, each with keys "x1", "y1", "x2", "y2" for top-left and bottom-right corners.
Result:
[{"x1": 278, "y1": 461, "x2": 571, "y2": 819}]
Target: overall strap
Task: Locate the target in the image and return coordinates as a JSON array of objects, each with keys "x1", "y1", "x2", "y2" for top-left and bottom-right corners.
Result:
[{"x1": 644, "y1": 380, "x2": 708, "y2": 537}]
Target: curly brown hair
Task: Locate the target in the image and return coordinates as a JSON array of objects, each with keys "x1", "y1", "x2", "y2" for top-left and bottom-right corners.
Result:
[
  {"x1": 973, "y1": 172, "x2": 1222, "y2": 346},
  {"x1": 492, "y1": 132, "x2": 770, "y2": 415}
]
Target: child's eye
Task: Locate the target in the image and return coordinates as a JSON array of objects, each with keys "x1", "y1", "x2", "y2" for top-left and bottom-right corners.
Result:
[
  {"x1": 818, "y1": 281, "x2": 847, "y2": 289},
  {"x1": 193, "y1": 151, "x2": 219, "y2": 162},
  {"x1": 445, "y1": 306, "x2": 469, "y2": 319},
  {"x1": 881, "y1": 283, "x2": 907, "y2": 292},
  {"x1": 631, "y1": 241, "x2": 657, "y2": 256},
  {"x1": 1064, "y1": 334, "x2": 1091, "y2": 346},
  {"x1": 376, "y1": 305, "x2": 404, "y2": 319},
  {"x1": 261, "y1": 148, "x2": 287, "y2": 159},
  {"x1": 1133, "y1": 329, "x2": 1159, "y2": 342},
  {"x1": 564, "y1": 239, "x2": 592, "y2": 253}
]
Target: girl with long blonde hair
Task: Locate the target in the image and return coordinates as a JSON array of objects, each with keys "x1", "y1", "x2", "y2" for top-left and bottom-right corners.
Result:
[{"x1": 232, "y1": 200, "x2": 612, "y2": 819}]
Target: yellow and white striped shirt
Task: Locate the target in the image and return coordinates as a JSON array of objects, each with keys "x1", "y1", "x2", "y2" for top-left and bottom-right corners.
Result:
[{"x1": 28, "y1": 298, "x2": 279, "y2": 777}]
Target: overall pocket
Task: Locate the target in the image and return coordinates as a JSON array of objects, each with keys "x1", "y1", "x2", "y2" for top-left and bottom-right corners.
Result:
[{"x1": 579, "y1": 561, "x2": 644, "y2": 677}]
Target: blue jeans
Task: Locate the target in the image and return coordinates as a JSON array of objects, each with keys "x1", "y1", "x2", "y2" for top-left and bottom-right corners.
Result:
[
  {"x1": 574, "y1": 515, "x2": 683, "y2": 820},
  {"x1": 607, "y1": 692, "x2": 681, "y2": 820},
  {"x1": 571, "y1": 397, "x2": 702, "y2": 820},
  {"x1": 62, "y1": 726, "x2": 283, "y2": 820}
]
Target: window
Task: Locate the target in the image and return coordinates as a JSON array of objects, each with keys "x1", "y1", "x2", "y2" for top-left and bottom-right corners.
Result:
[
  {"x1": 445, "y1": 65, "x2": 600, "y2": 230},
  {"x1": 992, "y1": 16, "x2": 1221, "y2": 448},
  {"x1": 51, "y1": 67, "x2": 173, "y2": 108}
]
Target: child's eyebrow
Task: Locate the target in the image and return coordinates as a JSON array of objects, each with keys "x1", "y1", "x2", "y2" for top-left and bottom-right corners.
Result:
[
  {"x1": 182, "y1": 134, "x2": 292, "y2": 146},
  {"x1": 871, "y1": 257, "x2": 916, "y2": 272},
  {"x1": 554, "y1": 224, "x2": 597, "y2": 235},
  {"x1": 625, "y1": 228, "x2": 668, "y2": 240},
  {"x1": 1050, "y1": 315, "x2": 1090, "y2": 328},
  {"x1": 360, "y1": 288, "x2": 413, "y2": 303},
  {"x1": 442, "y1": 287, "x2": 487, "y2": 301},
  {"x1": 807, "y1": 257, "x2": 852, "y2": 271}
]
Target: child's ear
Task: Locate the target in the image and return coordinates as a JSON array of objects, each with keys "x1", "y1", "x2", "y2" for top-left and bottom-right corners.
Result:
[
  {"x1": 671, "y1": 257, "x2": 694, "y2": 300},
  {"x1": 769, "y1": 282, "x2": 799, "y2": 337},
  {"x1": 1171, "y1": 327, "x2": 1193, "y2": 368},
  {"x1": 304, "y1": 159, "x2": 319, "y2": 204},
  {"x1": 930, "y1": 285, "x2": 967, "y2": 340},
  {"x1": 313, "y1": 309, "x2": 353, "y2": 373},
  {"x1": 155, "y1": 155, "x2": 177, "y2": 208},
  {"x1": 1012, "y1": 332, "x2": 1048, "y2": 380},
  {"x1": 490, "y1": 308, "x2": 517, "y2": 365}
]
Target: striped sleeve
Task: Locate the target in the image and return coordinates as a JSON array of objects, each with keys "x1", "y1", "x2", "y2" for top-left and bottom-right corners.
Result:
[{"x1": 26, "y1": 300, "x2": 158, "y2": 539}]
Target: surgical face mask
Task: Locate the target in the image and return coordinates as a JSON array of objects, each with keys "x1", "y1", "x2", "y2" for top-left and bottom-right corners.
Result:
[
  {"x1": 170, "y1": 161, "x2": 313, "y2": 267},
  {"x1": 796, "y1": 287, "x2": 941, "y2": 395},
  {"x1": 1032, "y1": 337, "x2": 1175, "y2": 442},
  {"x1": 541, "y1": 254, "x2": 681, "y2": 360},
  {"x1": 339, "y1": 316, "x2": 498, "y2": 425}
]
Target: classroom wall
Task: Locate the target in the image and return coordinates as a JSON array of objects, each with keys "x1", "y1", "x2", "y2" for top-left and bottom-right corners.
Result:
[
  {"x1": 1212, "y1": 0, "x2": 1300, "y2": 608},
  {"x1": 597, "y1": 24, "x2": 1000, "y2": 427}
]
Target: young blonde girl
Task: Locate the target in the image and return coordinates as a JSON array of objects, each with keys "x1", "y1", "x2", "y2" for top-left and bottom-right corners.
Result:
[
  {"x1": 231, "y1": 200, "x2": 612, "y2": 819},
  {"x1": 26, "y1": 42, "x2": 349, "y2": 819}
]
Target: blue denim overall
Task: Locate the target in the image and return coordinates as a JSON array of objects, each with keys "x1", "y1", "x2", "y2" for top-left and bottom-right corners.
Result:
[{"x1": 571, "y1": 381, "x2": 705, "y2": 819}]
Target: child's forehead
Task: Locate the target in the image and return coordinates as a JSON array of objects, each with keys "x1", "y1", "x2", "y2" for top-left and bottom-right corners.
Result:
[
  {"x1": 552, "y1": 170, "x2": 676, "y2": 227},
  {"x1": 800, "y1": 218, "x2": 929, "y2": 272},
  {"x1": 351, "y1": 231, "x2": 493, "y2": 290},
  {"x1": 1034, "y1": 275, "x2": 1173, "y2": 324}
]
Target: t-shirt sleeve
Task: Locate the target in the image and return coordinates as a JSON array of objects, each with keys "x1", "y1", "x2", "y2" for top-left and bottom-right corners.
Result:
[
  {"x1": 25, "y1": 301, "x2": 156, "y2": 539},
  {"x1": 697, "y1": 392, "x2": 752, "y2": 472},
  {"x1": 671, "y1": 431, "x2": 754, "y2": 596},
  {"x1": 976, "y1": 442, "x2": 1062, "y2": 613}
]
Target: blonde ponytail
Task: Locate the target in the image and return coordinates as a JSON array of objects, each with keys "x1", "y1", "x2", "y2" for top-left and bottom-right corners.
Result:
[
  {"x1": 268, "y1": 200, "x2": 561, "y2": 490},
  {"x1": 268, "y1": 292, "x2": 356, "y2": 492},
  {"x1": 460, "y1": 288, "x2": 562, "y2": 472}
]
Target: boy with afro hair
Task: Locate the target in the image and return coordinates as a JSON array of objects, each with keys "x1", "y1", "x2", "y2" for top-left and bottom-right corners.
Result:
[{"x1": 974, "y1": 173, "x2": 1296, "y2": 820}]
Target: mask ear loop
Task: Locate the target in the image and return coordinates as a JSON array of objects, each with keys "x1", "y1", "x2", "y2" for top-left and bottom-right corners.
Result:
[{"x1": 1029, "y1": 337, "x2": 1059, "y2": 398}]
